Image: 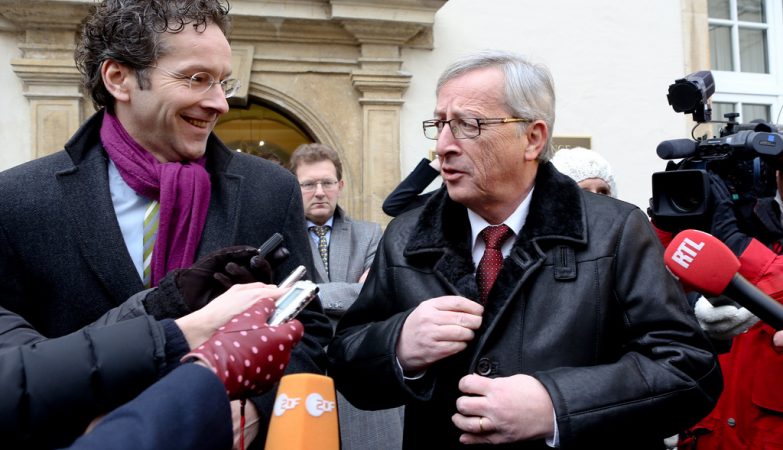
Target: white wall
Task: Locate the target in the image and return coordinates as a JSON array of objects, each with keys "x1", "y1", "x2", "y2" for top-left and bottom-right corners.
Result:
[
  {"x1": 0, "y1": 29, "x2": 31, "y2": 170},
  {"x1": 401, "y1": 0, "x2": 694, "y2": 210}
]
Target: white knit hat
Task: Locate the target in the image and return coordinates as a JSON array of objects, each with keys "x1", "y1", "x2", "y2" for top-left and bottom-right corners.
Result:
[{"x1": 550, "y1": 147, "x2": 617, "y2": 197}]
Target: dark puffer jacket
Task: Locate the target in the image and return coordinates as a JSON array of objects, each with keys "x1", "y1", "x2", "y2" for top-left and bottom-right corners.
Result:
[
  {"x1": 0, "y1": 300, "x2": 181, "y2": 449},
  {"x1": 329, "y1": 162, "x2": 723, "y2": 450}
]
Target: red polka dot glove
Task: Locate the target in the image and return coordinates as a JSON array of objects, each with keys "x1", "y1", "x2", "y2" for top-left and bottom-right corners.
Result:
[{"x1": 183, "y1": 297, "x2": 305, "y2": 400}]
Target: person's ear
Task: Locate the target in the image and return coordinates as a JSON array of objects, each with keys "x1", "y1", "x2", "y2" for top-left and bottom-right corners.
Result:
[
  {"x1": 101, "y1": 59, "x2": 134, "y2": 103},
  {"x1": 523, "y1": 120, "x2": 548, "y2": 161}
]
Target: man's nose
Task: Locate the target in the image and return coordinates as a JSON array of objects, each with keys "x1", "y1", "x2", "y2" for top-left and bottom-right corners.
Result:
[
  {"x1": 436, "y1": 128, "x2": 459, "y2": 158},
  {"x1": 201, "y1": 84, "x2": 230, "y2": 114}
]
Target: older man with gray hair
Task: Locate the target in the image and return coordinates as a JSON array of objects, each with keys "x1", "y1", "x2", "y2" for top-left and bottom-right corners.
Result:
[{"x1": 329, "y1": 50, "x2": 721, "y2": 449}]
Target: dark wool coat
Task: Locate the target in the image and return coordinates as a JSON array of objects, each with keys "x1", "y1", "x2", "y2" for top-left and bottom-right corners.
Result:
[
  {"x1": 0, "y1": 110, "x2": 332, "y2": 448},
  {"x1": 329, "y1": 162, "x2": 723, "y2": 450}
]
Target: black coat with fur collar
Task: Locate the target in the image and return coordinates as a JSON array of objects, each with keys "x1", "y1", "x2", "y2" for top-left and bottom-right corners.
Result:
[{"x1": 329, "y1": 162, "x2": 722, "y2": 450}]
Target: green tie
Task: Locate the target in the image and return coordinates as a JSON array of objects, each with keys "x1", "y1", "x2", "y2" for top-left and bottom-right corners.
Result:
[
  {"x1": 143, "y1": 200, "x2": 160, "y2": 288},
  {"x1": 310, "y1": 225, "x2": 330, "y2": 275}
]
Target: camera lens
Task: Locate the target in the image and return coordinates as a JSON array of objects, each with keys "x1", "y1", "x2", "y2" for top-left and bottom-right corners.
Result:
[
  {"x1": 665, "y1": 171, "x2": 707, "y2": 213},
  {"x1": 670, "y1": 190, "x2": 702, "y2": 213}
]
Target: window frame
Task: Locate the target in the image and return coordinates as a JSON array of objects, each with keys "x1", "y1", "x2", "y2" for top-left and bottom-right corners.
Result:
[{"x1": 708, "y1": 0, "x2": 783, "y2": 127}]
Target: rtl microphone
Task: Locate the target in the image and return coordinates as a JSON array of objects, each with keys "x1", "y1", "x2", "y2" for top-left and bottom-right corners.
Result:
[
  {"x1": 664, "y1": 229, "x2": 783, "y2": 330},
  {"x1": 264, "y1": 373, "x2": 340, "y2": 450}
]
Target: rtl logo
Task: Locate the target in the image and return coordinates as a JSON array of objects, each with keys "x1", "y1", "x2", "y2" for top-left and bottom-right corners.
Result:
[{"x1": 670, "y1": 237, "x2": 705, "y2": 269}]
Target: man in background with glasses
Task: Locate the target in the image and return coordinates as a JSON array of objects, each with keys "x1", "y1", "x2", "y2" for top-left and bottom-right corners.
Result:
[
  {"x1": 289, "y1": 143, "x2": 400, "y2": 450},
  {"x1": 0, "y1": 1, "x2": 331, "y2": 448},
  {"x1": 329, "y1": 50, "x2": 722, "y2": 449}
]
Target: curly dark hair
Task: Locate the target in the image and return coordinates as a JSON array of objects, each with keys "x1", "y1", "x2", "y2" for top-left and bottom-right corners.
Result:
[{"x1": 74, "y1": 0, "x2": 232, "y2": 111}]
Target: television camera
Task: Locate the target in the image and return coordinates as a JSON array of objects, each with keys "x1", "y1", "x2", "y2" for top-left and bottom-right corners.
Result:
[{"x1": 649, "y1": 70, "x2": 783, "y2": 232}]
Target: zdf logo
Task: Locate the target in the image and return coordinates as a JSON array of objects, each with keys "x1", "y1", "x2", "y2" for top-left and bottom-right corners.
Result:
[
  {"x1": 305, "y1": 393, "x2": 336, "y2": 417},
  {"x1": 273, "y1": 393, "x2": 301, "y2": 416},
  {"x1": 273, "y1": 392, "x2": 335, "y2": 417}
]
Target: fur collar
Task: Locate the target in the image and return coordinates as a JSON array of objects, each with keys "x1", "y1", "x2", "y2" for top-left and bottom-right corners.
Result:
[{"x1": 405, "y1": 161, "x2": 588, "y2": 259}]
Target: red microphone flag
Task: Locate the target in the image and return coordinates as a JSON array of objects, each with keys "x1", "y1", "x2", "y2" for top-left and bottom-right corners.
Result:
[{"x1": 663, "y1": 229, "x2": 740, "y2": 296}]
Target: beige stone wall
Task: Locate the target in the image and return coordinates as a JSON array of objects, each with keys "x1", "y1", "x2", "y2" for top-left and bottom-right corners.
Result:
[
  {"x1": 0, "y1": 0, "x2": 446, "y2": 225},
  {"x1": 681, "y1": 0, "x2": 711, "y2": 74}
]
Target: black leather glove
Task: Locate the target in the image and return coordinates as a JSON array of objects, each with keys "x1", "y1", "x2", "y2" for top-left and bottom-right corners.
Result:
[
  {"x1": 177, "y1": 245, "x2": 293, "y2": 311},
  {"x1": 143, "y1": 245, "x2": 290, "y2": 319},
  {"x1": 708, "y1": 173, "x2": 751, "y2": 256}
]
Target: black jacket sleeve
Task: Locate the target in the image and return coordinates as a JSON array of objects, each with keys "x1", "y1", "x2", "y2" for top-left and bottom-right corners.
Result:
[
  {"x1": 0, "y1": 308, "x2": 170, "y2": 449},
  {"x1": 382, "y1": 158, "x2": 439, "y2": 217}
]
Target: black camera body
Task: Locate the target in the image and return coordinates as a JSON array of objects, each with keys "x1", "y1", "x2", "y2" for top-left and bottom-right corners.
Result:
[{"x1": 650, "y1": 71, "x2": 783, "y2": 232}]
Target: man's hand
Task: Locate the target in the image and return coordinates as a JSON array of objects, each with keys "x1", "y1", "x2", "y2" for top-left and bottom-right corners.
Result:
[
  {"x1": 175, "y1": 245, "x2": 289, "y2": 312},
  {"x1": 175, "y1": 283, "x2": 284, "y2": 349},
  {"x1": 452, "y1": 374, "x2": 555, "y2": 445},
  {"x1": 396, "y1": 296, "x2": 483, "y2": 373}
]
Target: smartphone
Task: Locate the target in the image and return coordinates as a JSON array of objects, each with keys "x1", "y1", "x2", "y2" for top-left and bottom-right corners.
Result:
[
  {"x1": 279, "y1": 265, "x2": 306, "y2": 289},
  {"x1": 257, "y1": 233, "x2": 284, "y2": 259},
  {"x1": 268, "y1": 280, "x2": 319, "y2": 326}
]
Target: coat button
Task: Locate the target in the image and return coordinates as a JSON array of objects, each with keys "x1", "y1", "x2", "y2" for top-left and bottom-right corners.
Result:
[
  {"x1": 727, "y1": 418, "x2": 736, "y2": 427},
  {"x1": 476, "y1": 358, "x2": 492, "y2": 376}
]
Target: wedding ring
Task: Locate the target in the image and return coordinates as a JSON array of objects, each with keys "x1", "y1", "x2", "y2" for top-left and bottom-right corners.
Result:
[{"x1": 479, "y1": 417, "x2": 485, "y2": 433}]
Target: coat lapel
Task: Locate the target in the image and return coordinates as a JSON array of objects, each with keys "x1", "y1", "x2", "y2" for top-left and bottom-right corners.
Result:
[
  {"x1": 197, "y1": 136, "x2": 240, "y2": 258},
  {"x1": 327, "y1": 208, "x2": 351, "y2": 283},
  {"x1": 57, "y1": 141, "x2": 143, "y2": 305}
]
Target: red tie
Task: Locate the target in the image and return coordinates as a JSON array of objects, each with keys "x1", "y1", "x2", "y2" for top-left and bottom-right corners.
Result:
[{"x1": 476, "y1": 224, "x2": 513, "y2": 303}]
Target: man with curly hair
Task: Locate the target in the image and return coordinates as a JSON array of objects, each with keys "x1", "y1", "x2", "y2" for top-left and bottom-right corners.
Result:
[{"x1": 0, "y1": 1, "x2": 331, "y2": 447}]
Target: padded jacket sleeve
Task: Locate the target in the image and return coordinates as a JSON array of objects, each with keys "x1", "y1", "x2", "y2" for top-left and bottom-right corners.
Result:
[{"x1": 0, "y1": 309, "x2": 169, "y2": 449}]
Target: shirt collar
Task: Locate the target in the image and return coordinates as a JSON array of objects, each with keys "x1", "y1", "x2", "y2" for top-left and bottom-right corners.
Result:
[
  {"x1": 467, "y1": 187, "x2": 534, "y2": 249},
  {"x1": 307, "y1": 216, "x2": 334, "y2": 230}
]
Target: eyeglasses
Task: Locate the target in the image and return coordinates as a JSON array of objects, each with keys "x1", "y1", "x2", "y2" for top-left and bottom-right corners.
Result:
[
  {"x1": 147, "y1": 66, "x2": 241, "y2": 98},
  {"x1": 299, "y1": 180, "x2": 340, "y2": 192},
  {"x1": 422, "y1": 117, "x2": 532, "y2": 140}
]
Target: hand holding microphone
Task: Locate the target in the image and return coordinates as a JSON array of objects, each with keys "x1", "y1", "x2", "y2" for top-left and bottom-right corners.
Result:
[
  {"x1": 183, "y1": 297, "x2": 305, "y2": 399},
  {"x1": 664, "y1": 229, "x2": 783, "y2": 330},
  {"x1": 693, "y1": 295, "x2": 760, "y2": 339}
]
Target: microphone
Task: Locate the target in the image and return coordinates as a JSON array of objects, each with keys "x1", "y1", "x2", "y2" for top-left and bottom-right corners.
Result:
[
  {"x1": 656, "y1": 139, "x2": 699, "y2": 160},
  {"x1": 264, "y1": 373, "x2": 340, "y2": 450},
  {"x1": 664, "y1": 229, "x2": 783, "y2": 330}
]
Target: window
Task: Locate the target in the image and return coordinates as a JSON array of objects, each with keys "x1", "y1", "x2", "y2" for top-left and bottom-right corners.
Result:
[
  {"x1": 713, "y1": 100, "x2": 770, "y2": 122},
  {"x1": 707, "y1": 0, "x2": 783, "y2": 129},
  {"x1": 709, "y1": 0, "x2": 768, "y2": 73}
]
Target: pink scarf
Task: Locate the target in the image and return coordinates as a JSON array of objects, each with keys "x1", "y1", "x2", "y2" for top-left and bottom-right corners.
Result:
[{"x1": 100, "y1": 110, "x2": 211, "y2": 287}]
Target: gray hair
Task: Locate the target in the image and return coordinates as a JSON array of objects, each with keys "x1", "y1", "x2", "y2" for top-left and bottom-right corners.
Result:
[{"x1": 436, "y1": 50, "x2": 556, "y2": 161}]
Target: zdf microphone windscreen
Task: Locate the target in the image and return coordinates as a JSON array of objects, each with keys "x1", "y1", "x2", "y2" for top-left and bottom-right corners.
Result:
[{"x1": 264, "y1": 373, "x2": 340, "y2": 450}]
